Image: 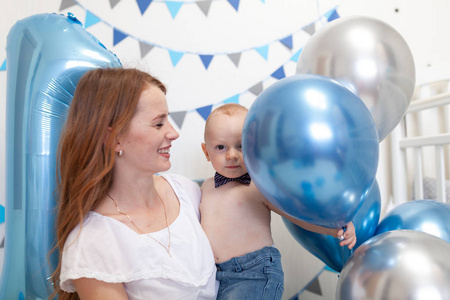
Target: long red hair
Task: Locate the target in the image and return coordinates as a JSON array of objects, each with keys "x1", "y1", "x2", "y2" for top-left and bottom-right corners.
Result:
[{"x1": 50, "y1": 68, "x2": 166, "y2": 299}]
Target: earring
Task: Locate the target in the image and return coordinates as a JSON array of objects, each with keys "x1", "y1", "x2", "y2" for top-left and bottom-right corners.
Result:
[{"x1": 118, "y1": 150, "x2": 123, "y2": 157}]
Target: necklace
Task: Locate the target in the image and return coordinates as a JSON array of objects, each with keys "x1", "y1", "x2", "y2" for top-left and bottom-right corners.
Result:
[{"x1": 106, "y1": 191, "x2": 172, "y2": 257}]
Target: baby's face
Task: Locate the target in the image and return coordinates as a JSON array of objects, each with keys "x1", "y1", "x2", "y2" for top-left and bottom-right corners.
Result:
[{"x1": 203, "y1": 112, "x2": 248, "y2": 178}]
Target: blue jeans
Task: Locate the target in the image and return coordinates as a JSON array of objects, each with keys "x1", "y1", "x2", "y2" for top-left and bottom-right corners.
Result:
[{"x1": 216, "y1": 246, "x2": 284, "y2": 300}]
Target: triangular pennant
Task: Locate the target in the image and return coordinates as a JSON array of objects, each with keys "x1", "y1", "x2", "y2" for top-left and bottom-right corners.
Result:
[
  {"x1": 168, "y1": 50, "x2": 184, "y2": 67},
  {"x1": 85, "y1": 10, "x2": 101, "y2": 28},
  {"x1": 290, "y1": 48, "x2": 302, "y2": 62},
  {"x1": 170, "y1": 111, "x2": 187, "y2": 129},
  {"x1": 139, "y1": 41, "x2": 154, "y2": 58},
  {"x1": 0, "y1": 237, "x2": 3, "y2": 248},
  {"x1": 60, "y1": 0, "x2": 77, "y2": 11},
  {"x1": 303, "y1": 23, "x2": 316, "y2": 35},
  {"x1": 280, "y1": 35, "x2": 293, "y2": 50},
  {"x1": 249, "y1": 82, "x2": 263, "y2": 96},
  {"x1": 227, "y1": 0, "x2": 240, "y2": 11},
  {"x1": 0, "y1": 59, "x2": 6, "y2": 71},
  {"x1": 227, "y1": 53, "x2": 241, "y2": 67},
  {"x1": 199, "y1": 55, "x2": 214, "y2": 69},
  {"x1": 197, "y1": 105, "x2": 213, "y2": 121},
  {"x1": 327, "y1": 9, "x2": 340, "y2": 22},
  {"x1": 305, "y1": 277, "x2": 322, "y2": 296},
  {"x1": 197, "y1": 0, "x2": 212, "y2": 16},
  {"x1": 255, "y1": 45, "x2": 269, "y2": 60},
  {"x1": 271, "y1": 66, "x2": 285, "y2": 80},
  {"x1": 0, "y1": 204, "x2": 5, "y2": 224},
  {"x1": 110, "y1": 0, "x2": 121, "y2": 8},
  {"x1": 260, "y1": 0, "x2": 266, "y2": 3},
  {"x1": 113, "y1": 28, "x2": 128, "y2": 46},
  {"x1": 137, "y1": 0, "x2": 153, "y2": 15},
  {"x1": 165, "y1": 1, "x2": 184, "y2": 18},
  {"x1": 223, "y1": 94, "x2": 240, "y2": 104},
  {"x1": 324, "y1": 265, "x2": 339, "y2": 273}
]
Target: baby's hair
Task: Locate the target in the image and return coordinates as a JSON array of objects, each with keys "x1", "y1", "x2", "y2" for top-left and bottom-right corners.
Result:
[{"x1": 204, "y1": 103, "x2": 248, "y2": 140}]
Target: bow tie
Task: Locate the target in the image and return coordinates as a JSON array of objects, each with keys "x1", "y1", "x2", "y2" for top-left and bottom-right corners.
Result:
[{"x1": 214, "y1": 172, "x2": 251, "y2": 188}]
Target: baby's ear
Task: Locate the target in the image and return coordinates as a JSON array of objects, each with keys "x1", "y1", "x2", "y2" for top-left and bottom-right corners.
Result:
[{"x1": 201, "y1": 143, "x2": 211, "y2": 161}]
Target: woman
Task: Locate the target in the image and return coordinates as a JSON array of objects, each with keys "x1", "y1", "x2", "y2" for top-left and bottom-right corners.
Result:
[{"x1": 51, "y1": 68, "x2": 217, "y2": 299}]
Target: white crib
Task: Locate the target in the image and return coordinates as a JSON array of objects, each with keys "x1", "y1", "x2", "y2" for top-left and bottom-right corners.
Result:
[{"x1": 390, "y1": 79, "x2": 450, "y2": 205}]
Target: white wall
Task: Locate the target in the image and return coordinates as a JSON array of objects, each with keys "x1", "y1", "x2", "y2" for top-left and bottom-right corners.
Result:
[{"x1": 1, "y1": 0, "x2": 450, "y2": 299}]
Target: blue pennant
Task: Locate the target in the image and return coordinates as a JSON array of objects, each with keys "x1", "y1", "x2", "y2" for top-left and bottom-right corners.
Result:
[
  {"x1": 271, "y1": 66, "x2": 285, "y2": 80},
  {"x1": 223, "y1": 94, "x2": 239, "y2": 104},
  {"x1": 0, "y1": 59, "x2": 6, "y2": 71},
  {"x1": 327, "y1": 9, "x2": 340, "y2": 22},
  {"x1": 0, "y1": 205, "x2": 5, "y2": 224},
  {"x1": 166, "y1": 1, "x2": 183, "y2": 18},
  {"x1": 168, "y1": 50, "x2": 184, "y2": 66},
  {"x1": 85, "y1": 10, "x2": 101, "y2": 28},
  {"x1": 113, "y1": 28, "x2": 128, "y2": 46},
  {"x1": 227, "y1": 0, "x2": 240, "y2": 11},
  {"x1": 137, "y1": 0, "x2": 153, "y2": 15},
  {"x1": 290, "y1": 48, "x2": 302, "y2": 62},
  {"x1": 200, "y1": 55, "x2": 214, "y2": 69},
  {"x1": 197, "y1": 105, "x2": 213, "y2": 121},
  {"x1": 255, "y1": 45, "x2": 269, "y2": 60},
  {"x1": 280, "y1": 35, "x2": 293, "y2": 49}
]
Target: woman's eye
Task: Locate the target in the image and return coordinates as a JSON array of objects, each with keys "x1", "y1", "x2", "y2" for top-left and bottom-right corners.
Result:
[{"x1": 155, "y1": 123, "x2": 164, "y2": 128}]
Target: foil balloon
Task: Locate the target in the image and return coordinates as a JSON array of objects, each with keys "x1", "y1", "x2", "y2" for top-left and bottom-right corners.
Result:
[
  {"x1": 336, "y1": 230, "x2": 450, "y2": 300},
  {"x1": 375, "y1": 200, "x2": 450, "y2": 243},
  {"x1": 242, "y1": 74, "x2": 379, "y2": 228},
  {"x1": 0, "y1": 13, "x2": 121, "y2": 299},
  {"x1": 282, "y1": 180, "x2": 381, "y2": 272},
  {"x1": 297, "y1": 16, "x2": 415, "y2": 141}
]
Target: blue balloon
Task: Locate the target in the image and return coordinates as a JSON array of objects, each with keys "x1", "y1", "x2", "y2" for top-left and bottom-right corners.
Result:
[
  {"x1": 375, "y1": 200, "x2": 450, "y2": 243},
  {"x1": 283, "y1": 180, "x2": 381, "y2": 272},
  {"x1": 242, "y1": 74, "x2": 379, "y2": 228},
  {"x1": 0, "y1": 13, "x2": 121, "y2": 299}
]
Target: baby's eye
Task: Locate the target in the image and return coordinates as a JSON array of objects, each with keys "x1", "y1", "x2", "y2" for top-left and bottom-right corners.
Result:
[
  {"x1": 216, "y1": 145, "x2": 226, "y2": 150},
  {"x1": 236, "y1": 144, "x2": 242, "y2": 150}
]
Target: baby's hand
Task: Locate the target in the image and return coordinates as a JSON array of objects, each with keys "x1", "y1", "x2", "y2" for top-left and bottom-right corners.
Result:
[{"x1": 337, "y1": 222, "x2": 356, "y2": 249}]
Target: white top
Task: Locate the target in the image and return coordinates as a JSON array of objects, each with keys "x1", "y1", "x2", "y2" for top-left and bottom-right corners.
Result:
[{"x1": 60, "y1": 174, "x2": 217, "y2": 300}]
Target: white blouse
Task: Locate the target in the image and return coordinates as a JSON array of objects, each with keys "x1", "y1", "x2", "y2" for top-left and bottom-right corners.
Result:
[{"x1": 60, "y1": 174, "x2": 217, "y2": 299}]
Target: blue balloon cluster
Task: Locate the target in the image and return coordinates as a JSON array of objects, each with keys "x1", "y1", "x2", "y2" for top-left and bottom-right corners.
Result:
[
  {"x1": 242, "y1": 74, "x2": 379, "y2": 228},
  {"x1": 0, "y1": 13, "x2": 121, "y2": 299}
]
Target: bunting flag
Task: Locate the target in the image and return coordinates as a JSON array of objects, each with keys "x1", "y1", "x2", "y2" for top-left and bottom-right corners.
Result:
[
  {"x1": 168, "y1": 50, "x2": 184, "y2": 66},
  {"x1": 59, "y1": 0, "x2": 77, "y2": 11},
  {"x1": 137, "y1": 0, "x2": 153, "y2": 15},
  {"x1": 249, "y1": 82, "x2": 263, "y2": 96},
  {"x1": 85, "y1": 11, "x2": 101, "y2": 28},
  {"x1": 223, "y1": 94, "x2": 239, "y2": 104},
  {"x1": 305, "y1": 277, "x2": 323, "y2": 295},
  {"x1": 0, "y1": 204, "x2": 4, "y2": 224},
  {"x1": 0, "y1": 238, "x2": 3, "y2": 249},
  {"x1": 255, "y1": 45, "x2": 269, "y2": 60},
  {"x1": 0, "y1": 59, "x2": 6, "y2": 71},
  {"x1": 290, "y1": 48, "x2": 302, "y2": 62},
  {"x1": 196, "y1": 105, "x2": 213, "y2": 121},
  {"x1": 271, "y1": 66, "x2": 286, "y2": 80},
  {"x1": 199, "y1": 55, "x2": 214, "y2": 69},
  {"x1": 327, "y1": 9, "x2": 340, "y2": 22},
  {"x1": 227, "y1": 0, "x2": 240, "y2": 11},
  {"x1": 196, "y1": 0, "x2": 212, "y2": 16},
  {"x1": 166, "y1": 1, "x2": 184, "y2": 19},
  {"x1": 139, "y1": 41, "x2": 154, "y2": 58},
  {"x1": 227, "y1": 53, "x2": 241, "y2": 67},
  {"x1": 170, "y1": 111, "x2": 187, "y2": 129},
  {"x1": 113, "y1": 28, "x2": 128, "y2": 46},
  {"x1": 110, "y1": 0, "x2": 121, "y2": 9},
  {"x1": 303, "y1": 23, "x2": 316, "y2": 35},
  {"x1": 280, "y1": 35, "x2": 293, "y2": 50}
]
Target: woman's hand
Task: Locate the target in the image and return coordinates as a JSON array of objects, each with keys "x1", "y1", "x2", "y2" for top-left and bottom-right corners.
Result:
[{"x1": 337, "y1": 222, "x2": 356, "y2": 249}]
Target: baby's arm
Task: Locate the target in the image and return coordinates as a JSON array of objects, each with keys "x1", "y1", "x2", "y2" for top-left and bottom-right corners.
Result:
[{"x1": 266, "y1": 201, "x2": 356, "y2": 249}]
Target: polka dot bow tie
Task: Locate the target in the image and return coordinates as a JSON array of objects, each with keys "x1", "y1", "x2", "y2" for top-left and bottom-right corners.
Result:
[{"x1": 214, "y1": 172, "x2": 251, "y2": 188}]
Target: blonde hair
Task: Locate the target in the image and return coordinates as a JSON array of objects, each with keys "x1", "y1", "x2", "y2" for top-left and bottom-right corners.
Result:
[{"x1": 204, "y1": 103, "x2": 248, "y2": 141}]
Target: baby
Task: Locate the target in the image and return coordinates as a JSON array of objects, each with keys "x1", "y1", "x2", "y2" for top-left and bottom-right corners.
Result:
[{"x1": 200, "y1": 103, "x2": 356, "y2": 300}]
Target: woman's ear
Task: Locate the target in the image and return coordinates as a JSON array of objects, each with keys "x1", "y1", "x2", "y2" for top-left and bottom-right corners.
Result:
[
  {"x1": 201, "y1": 143, "x2": 210, "y2": 162},
  {"x1": 106, "y1": 127, "x2": 122, "y2": 153}
]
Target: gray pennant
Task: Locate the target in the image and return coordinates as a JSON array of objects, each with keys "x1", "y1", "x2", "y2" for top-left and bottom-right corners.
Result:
[
  {"x1": 249, "y1": 82, "x2": 263, "y2": 96},
  {"x1": 197, "y1": 0, "x2": 212, "y2": 16},
  {"x1": 170, "y1": 111, "x2": 187, "y2": 129},
  {"x1": 0, "y1": 237, "x2": 4, "y2": 248},
  {"x1": 59, "y1": 0, "x2": 77, "y2": 11},
  {"x1": 303, "y1": 23, "x2": 316, "y2": 36},
  {"x1": 305, "y1": 277, "x2": 322, "y2": 295},
  {"x1": 110, "y1": 0, "x2": 121, "y2": 9},
  {"x1": 139, "y1": 42, "x2": 154, "y2": 58},
  {"x1": 228, "y1": 53, "x2": 241, "y2": 67}
]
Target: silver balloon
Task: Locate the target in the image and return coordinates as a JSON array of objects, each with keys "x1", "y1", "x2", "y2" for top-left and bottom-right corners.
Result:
[
  {"x1": 336, "y1": 230, "x2": 450, "y2": 300},
  {"x1": 297, "y1": 16, "x2": 415, "y2": 141}
]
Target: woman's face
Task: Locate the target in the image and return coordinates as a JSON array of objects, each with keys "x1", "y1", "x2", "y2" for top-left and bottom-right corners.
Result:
[{"x1": 117, "y1": 84, "x2": 179, "y2": 174}]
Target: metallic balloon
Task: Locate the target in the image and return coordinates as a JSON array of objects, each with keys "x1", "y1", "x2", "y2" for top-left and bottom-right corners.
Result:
[
  {"x1": 282, "y1": 180, "x2": 381, "y2": 272},
  {"x1": 242, "y1": 74, "x2": 379, "y2": 228},
  {"x1": 375, "y1": 200, "x2": 450, "y2": 243},
  {"x1": 336, "y1": 230, "x2": 450, "y2": 300},
  {"x1": 0, "y1": 13, "x2": 121, "y2": 299},
  {"x1": 297, "y1": 16, "x2": 415, "y2": 141}
]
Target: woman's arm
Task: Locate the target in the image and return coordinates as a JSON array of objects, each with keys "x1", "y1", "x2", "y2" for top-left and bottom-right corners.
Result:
[{"x1": 73, "y1": 278, "x2": 128, "y2": 300}]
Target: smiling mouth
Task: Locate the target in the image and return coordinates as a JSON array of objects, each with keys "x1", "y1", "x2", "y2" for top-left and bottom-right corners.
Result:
[{"x1": 158, "y1": 148, "x2": 170, "y2": 154}]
